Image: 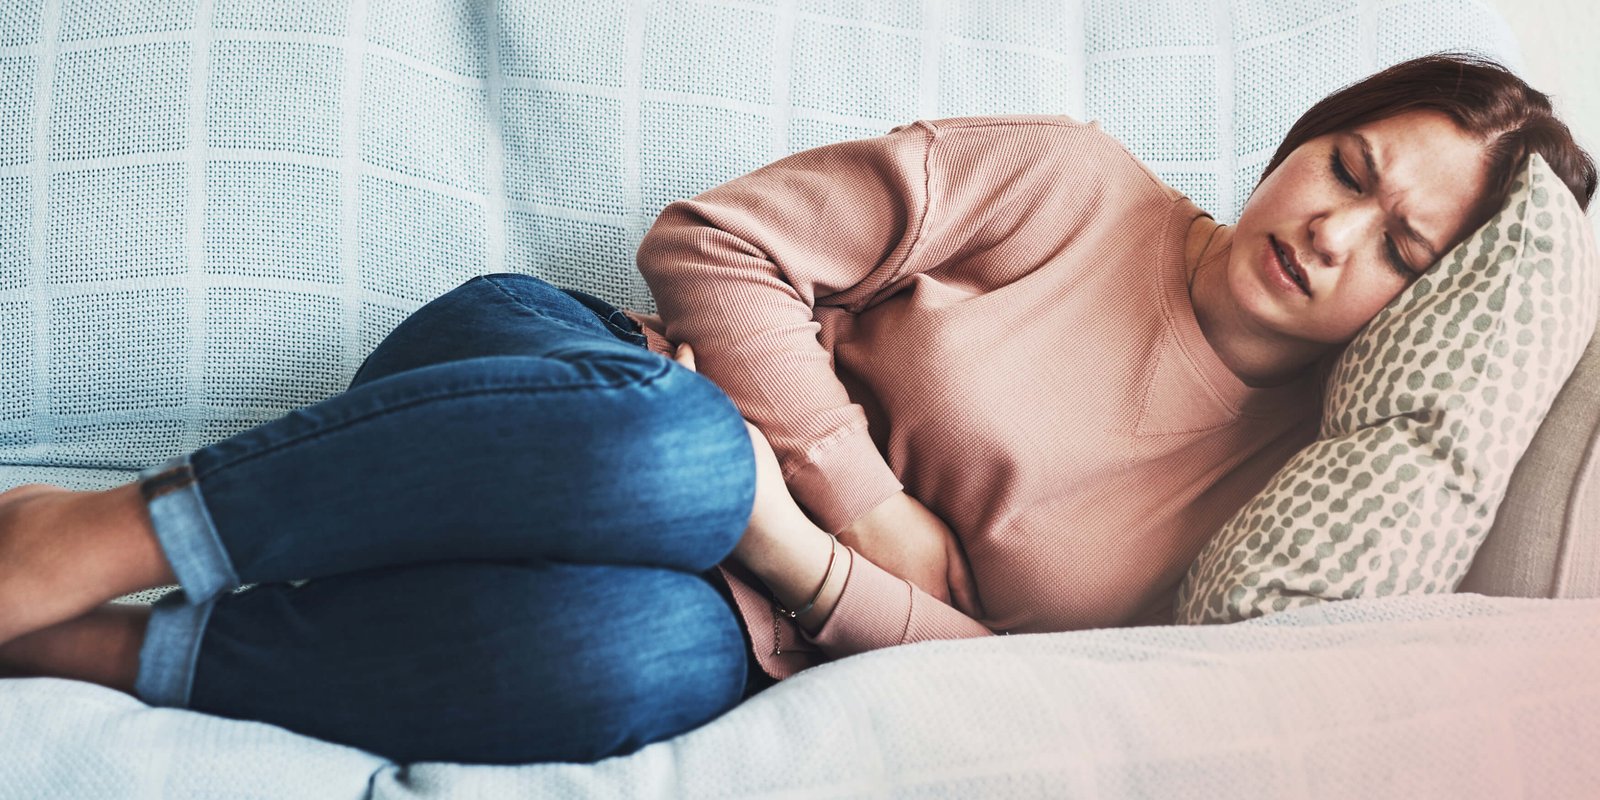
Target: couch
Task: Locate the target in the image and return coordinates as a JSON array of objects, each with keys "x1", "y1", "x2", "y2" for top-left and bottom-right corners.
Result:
[{"x1": 2, "y1": 0, "x2": 1597, "y2": 796}]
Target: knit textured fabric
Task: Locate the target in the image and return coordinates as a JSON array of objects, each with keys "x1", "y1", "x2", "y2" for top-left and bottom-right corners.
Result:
[
  {"x1": 0, "y1": 0, "x2": 1523, "y2": 506},
  {"x1": 4, "y1": 593, "x2": 1599, "y2": 796},
  {"x1": 7, "y1": 1, "x2": 1594, "y2": 794},
  {"x1": 631, "y1": 114, "x2": 1336, "y2": 679}
]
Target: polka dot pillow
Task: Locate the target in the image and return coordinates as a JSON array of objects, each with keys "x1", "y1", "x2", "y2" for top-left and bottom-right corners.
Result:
[{"x1": 1176, "y1": 153, "x2": 1600, "y2": 624}]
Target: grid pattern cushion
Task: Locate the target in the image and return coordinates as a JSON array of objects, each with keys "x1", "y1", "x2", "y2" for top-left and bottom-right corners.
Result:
[
  {"x1": 3, "y1": 0, "x2": 1587, "y2": 609},
  {"x1": 0, "y1": 0, "x2": 1526, "y2": 477}
]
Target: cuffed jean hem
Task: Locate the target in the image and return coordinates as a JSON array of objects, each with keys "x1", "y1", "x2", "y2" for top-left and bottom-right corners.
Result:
[
  {"x1": 136, "y1": 453, "x2": 240, "y2": 606},
  {"x1": 133, "y1": 592, "x2": 217, "y2": 708}
]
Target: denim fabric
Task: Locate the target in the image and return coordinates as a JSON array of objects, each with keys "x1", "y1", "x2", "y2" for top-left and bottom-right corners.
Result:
[{"x1": 131, "y1": 273, "x2": 759, "y2": 765}]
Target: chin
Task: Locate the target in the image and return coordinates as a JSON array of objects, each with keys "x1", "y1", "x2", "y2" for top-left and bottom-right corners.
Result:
[{"x1": 1225, "y1": 262, "x2": 1275, "y2": 322}]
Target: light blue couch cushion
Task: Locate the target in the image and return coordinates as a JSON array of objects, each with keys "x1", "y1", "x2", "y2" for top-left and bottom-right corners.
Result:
[{"x1": 0, "y1": 1, "x2": 1527, "y2": 605}]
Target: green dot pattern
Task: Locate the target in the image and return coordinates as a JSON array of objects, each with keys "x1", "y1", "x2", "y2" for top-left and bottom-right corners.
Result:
[{"x1": 1175, "y1": 154, "x2": 1600, "y2": 625}]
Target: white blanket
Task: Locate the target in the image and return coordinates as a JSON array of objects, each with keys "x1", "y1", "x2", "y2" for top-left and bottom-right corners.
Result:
[{"x1": 2, "y1": 593, "x2": 1597, "y2": 799}]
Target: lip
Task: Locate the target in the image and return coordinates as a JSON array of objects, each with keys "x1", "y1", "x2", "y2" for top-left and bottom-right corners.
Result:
[{"x1": 1264, "y1": 235, "x2": 1311, "y2": 298}]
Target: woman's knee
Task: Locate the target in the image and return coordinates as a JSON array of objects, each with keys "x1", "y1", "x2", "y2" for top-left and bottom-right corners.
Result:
[
  {"x1": 350, "y1": 346, "x2": 755, "y2": 570},
  {"x1": 493, "y1": 565, "x2": 749, "y2": 761},
  {"x1": 622, "y1": 368, "x2": 758, "y2": 564},
  {"x1": 587, "y1": 569, "x2": 749, "y2": 757},
  {"x1": 489, "y1": 350, "x2": 755, "y2": 566},
  {"x1": 355, "y1": 299, "x2": 757, "y2": 568}
]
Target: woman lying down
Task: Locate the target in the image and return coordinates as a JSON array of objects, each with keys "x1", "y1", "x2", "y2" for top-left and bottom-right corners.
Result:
[{"x1": 0, "y1": 52, "x2": 1593, "y2": 765}]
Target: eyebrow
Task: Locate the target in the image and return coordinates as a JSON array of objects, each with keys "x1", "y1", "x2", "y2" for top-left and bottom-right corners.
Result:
[{"x1": 1354, "y1": 132, "x2": 1442, "y2": 265}]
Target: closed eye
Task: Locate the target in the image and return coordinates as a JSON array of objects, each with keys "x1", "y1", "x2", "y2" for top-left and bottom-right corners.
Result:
[{"x1": 1328, "y1": 147, "x2": 1417, "y2": 280}]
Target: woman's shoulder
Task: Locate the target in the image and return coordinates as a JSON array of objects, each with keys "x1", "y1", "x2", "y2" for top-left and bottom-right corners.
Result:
[
  {"x1": 911, "y1": 114, "x2": 1118, "y2": 151},
  {"x1": 915, "y1": 113, "x2": 1099, "y2": 131},
  {"x1": 889, "y1": 116, "x2": 1190, "y2": 208},
  {"x1": 908, "y1": 114, "x2": 1185, "y2": 204}
]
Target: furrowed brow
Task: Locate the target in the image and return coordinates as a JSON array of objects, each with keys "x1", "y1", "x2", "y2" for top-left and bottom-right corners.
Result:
[{"x1": 1355, "y1": 132, "x2": 1442, "y2": 264}]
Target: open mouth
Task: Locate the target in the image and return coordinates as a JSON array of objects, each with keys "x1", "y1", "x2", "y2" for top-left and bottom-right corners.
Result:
[{"x1": 1272, "y1": 236, "x2": 1311, "y2": 297}]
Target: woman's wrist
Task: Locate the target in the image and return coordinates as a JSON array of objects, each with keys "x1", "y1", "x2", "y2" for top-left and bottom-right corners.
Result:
[
  {"x1": 733, "y1": 519, "x2": 849, "y2": 635},
  {"x1": 793, "y1": 537, "x2": 849, "y2": 635}
]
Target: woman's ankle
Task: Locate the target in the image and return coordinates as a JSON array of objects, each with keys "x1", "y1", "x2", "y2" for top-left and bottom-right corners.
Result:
[
  {"x1": 0, "y1": 483, "x2": 175, "y2": 645},
  {"x1": 90, "y1": 482, "x2": 180, "y2": 593}
]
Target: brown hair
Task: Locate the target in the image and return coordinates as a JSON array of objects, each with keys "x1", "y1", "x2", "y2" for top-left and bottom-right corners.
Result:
[{"x1": 1259, "y1": 52, "x2": 1597, "y2": 229}]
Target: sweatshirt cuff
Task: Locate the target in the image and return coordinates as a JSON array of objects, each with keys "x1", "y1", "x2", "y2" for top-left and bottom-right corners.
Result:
[
  {"x1": 783, "y1": 427, "x2": 904, "y2": 534},
  {"x1": 798, "y1": 545, "x2": 913, "y2": 654},
  {"x1": 799, "y1": 545, "x2": 994, "y2": 658}
]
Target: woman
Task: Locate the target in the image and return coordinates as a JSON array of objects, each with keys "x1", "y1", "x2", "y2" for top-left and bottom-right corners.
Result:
[{"x1": 0, "y1": 52, "x2": 1593, "y2": 765}]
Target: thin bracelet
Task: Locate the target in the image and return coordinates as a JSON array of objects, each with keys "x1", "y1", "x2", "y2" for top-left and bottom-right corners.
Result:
[{"x1": 774, "y1": 534, "x2": 839, "y2": 619}]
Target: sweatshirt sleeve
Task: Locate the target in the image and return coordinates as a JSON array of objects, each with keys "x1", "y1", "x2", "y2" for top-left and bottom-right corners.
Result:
[
  {"x1": 635, "y1": 120, "x2": 945, "y2": 533},
  {"x1": 798, "y1": 544, "x2": 994, "y2": 658}
]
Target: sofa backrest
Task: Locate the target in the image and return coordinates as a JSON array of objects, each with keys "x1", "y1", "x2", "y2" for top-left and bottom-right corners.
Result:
[
  {"x1": 1460, "y1": 333, "x2": 1600, "y2": 597},
  {"x1": 0, "y1": 0, "x2": 1591, "y2": 599}
]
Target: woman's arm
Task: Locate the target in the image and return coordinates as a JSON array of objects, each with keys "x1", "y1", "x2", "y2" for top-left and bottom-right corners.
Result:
[
  {"x1": 637, "y1": 121, "x2": 1005, "y2": 616},
  {"x1": 636, "y1": 120, "x2": 939, "y2": 537},
  {"x1": 639, "y1": 308, "x2": 980, "y2": 616},
  {"x1": 838, "y1": 490, "x2": 983, "y2": 618},
  {"x1": 675, "y1": 343, "x2": 990, "y2": 652},
  {"x1": 731, "y1": 491, "x2": 846, "y2": 636},
  {"x1": 731, "y1": 411, "x2": 990, "y2": 647},
  {"x1": 644, "y1": 121, "x2": 1103, "y2": 650}
]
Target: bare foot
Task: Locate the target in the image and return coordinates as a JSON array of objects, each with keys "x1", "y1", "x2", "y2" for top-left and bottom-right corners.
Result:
[
  {"x1": 0, "y1": 484, "x2": 86, "y2": 644},
  {"x1": 0, "y1": 483, "x2": 175, "y2": 647},
  {"x1": 0, "y1": 602, "x2": 150, "y2": 695}
]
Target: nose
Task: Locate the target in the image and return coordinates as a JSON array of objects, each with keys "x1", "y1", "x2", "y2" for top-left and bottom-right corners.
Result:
[{"x1": 1308, "y1": 200, "x2": 1384, "y2": 270}]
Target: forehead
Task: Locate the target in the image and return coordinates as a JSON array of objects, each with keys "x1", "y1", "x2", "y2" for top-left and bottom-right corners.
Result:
[{"x1": 1344, "y1": 111, "x2": 1493, "y2": 246}]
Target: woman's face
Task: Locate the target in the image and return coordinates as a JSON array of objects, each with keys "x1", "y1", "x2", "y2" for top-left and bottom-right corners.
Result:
[{"x1": 1228, "y1": 109, "x2": 1493, "y2": 349}]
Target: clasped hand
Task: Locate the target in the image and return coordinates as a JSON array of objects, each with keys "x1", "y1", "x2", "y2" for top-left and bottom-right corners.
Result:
[
  {"x1": 836, "y1": 490, "x2": 984, "y2": 618},
  {"x1": 672, "y1": 342, "x2": 983, "y2": 620}
]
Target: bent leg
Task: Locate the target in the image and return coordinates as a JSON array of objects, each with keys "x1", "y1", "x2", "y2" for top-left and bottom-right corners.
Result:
[
  {"x1": 140, "y1": 355, "x2": 754, "y2": 605},
  {"x1": 135, "y1": 560, "x2": 748, "y2": 765},
  {"x1": 134, "y1": 276, "x2": 754, "y2": 605}
]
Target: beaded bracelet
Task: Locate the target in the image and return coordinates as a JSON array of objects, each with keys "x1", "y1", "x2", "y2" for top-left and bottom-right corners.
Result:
[{"x1": 774, "y1": 534, "x2": 838, "y2": 619}]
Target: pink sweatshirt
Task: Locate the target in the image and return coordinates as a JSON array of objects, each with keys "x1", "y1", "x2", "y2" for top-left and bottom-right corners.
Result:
[{"x1": 626, "y1": 114, "x2": 1328, "y2": 680}]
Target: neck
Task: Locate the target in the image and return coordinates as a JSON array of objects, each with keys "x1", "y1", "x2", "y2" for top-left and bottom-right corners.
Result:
[{"x1": 1185, "y1": 217, "x2": 1318, "y2": 389}]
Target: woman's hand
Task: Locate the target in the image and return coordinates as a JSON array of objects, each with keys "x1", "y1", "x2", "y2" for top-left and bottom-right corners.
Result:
[
  {"x1": 670, "y1": 342, "x2": 980, "y2": 627},
  {"x1": 668, "y1": 342, "x2": 979, "y2": 617},
  {"x1": 838, "y1": 491, "x2": 984, "y2": 618}
]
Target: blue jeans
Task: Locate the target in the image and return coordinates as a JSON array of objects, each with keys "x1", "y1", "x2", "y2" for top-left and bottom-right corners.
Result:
[{"x1": 129, "y1": 273, "x2": 760, "y2": 765}]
